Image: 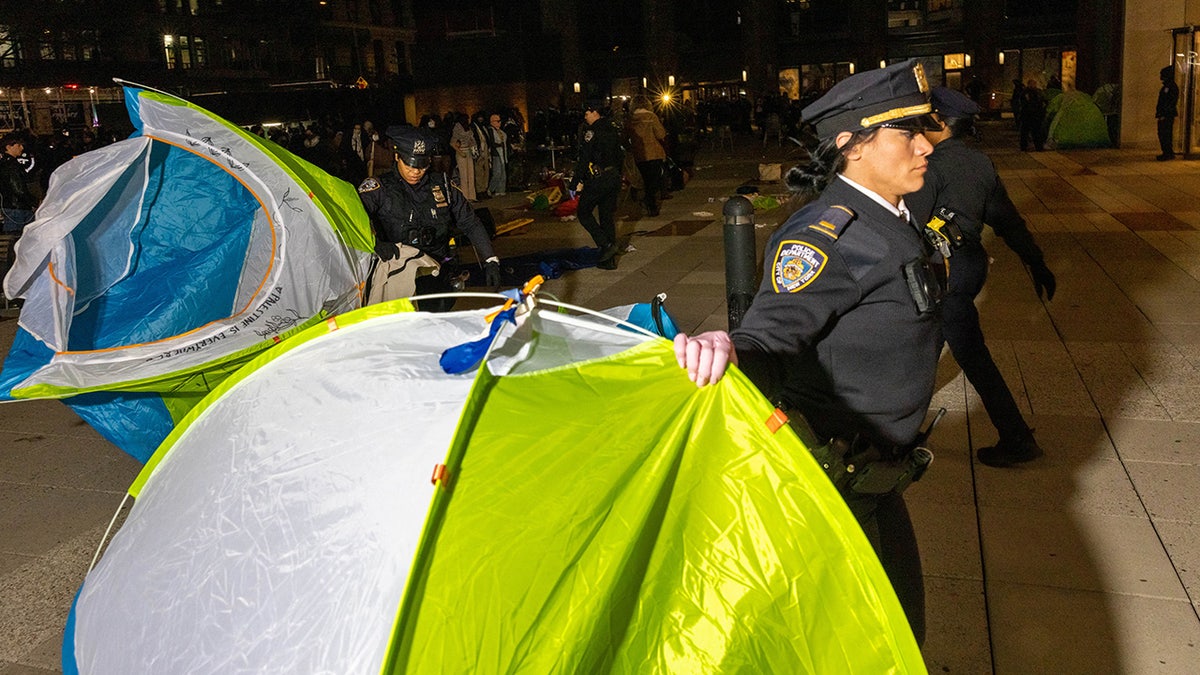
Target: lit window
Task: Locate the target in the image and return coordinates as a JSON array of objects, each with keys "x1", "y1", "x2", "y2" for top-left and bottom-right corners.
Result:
[{"x1": 163, "y1": 35, "x2": 176, "y2": 69}]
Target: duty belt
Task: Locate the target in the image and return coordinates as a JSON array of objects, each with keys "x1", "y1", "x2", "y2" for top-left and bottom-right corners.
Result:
[{"x1": 770, "y1": 405, "x2": 941, "y2": 520}]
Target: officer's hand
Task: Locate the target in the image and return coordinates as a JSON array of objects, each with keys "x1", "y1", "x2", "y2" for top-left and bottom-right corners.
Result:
[
  {"x1": 673, "y1": 331, "x2": 738, "y2": 387},
  {"x1": 374, "y1": 241, "x2": 399, "y2": 261},
  {"x1": 575, "y1": 182, "x2": 584, "y2": 193},
  {"x1": 1030, "y1": 261, "x2": 1056, "y2": 301},
  {"x1": 484, "y1": 259, "x2": 501, "y2": 289}
]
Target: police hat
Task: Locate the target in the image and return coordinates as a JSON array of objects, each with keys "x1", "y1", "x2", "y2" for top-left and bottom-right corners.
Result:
[
  {"x1": 583, "y1": 98, "x2": 606, "y2": 113},
  {"x1": 929, "y1": 86, "x2": 981, "y2": 119},
  {"x1": 1161, "y1": 65, "x2": 1176, "y2": 79},
  {"x1": 386, "y1": 125, "x2": 433, "y2": 169},
  {"x1": 802, "y1": 59, "x2": 939, "y2": 139}
]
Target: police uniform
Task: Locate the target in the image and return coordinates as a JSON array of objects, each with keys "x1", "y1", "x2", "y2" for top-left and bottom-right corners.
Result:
[
  {"x1": 907, "y1": 87, "x2": 1053, "y2": 466},
  {"x1": 728, "y1": 59, "x2": 942, "y2": 646},
  {"x1": 573, "y1": 101, "x2": 624, "y2": 268},
  {"x1": 358, "y1": 126, "x2": 499, "y2": 309}
]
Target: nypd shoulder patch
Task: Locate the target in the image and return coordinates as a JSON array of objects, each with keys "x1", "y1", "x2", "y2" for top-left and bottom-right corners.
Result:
[
  {"x1": 772, "y1": 240, "x2": 829, "y2": 293},
  {"x1": 357, "y1": 177, "x2": 381, "y2": 193}
]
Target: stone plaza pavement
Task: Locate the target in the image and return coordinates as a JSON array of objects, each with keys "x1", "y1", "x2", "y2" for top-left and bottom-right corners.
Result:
[{"x1": 2, "y1": 124, "x2": 1199, "y2": 673}]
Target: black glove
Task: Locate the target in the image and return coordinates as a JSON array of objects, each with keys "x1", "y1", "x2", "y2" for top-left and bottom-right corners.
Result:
[
  {"x1": 484, "y1": 260, "x2": 501, "y2": 289},
  {"x1": 1030, "y1": 261, "x2": 1056, "y2": 301},
  {"x1": 374, "y1": 240, "x2": 399, "y2": 261}
]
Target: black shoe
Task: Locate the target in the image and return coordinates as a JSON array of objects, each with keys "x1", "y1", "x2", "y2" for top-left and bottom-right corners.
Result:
[
  {"x1": 596, "y1": 243, "x2": 620, "y2": 269},
  {"x1": 977, "y1": 434, "x2": 1044, "y2": 467},
  {"x1": 1156, "y1": 154, "x2": 1175, "y2": 161}
]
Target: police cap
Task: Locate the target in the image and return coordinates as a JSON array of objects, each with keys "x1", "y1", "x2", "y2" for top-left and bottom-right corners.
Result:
[
  {"x1": 386, "y1": 125, "x2": 433, "y2": 169},
  {"x1": 929, "y1": 86, "x2": 981, "y2": 119},
  {"x1": 802, "y1": 59, "x2": 938, "y2": 139},
  {"x1": 583, "y1": 98, "x2": 606, "y2": 114},
  {"x1": 1161, "y1": 65, "x2": 1176, "y2": 79}
]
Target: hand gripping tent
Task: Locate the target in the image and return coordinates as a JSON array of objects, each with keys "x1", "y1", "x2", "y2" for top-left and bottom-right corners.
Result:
[
  {"x1": 0, "y1": 84, "x2": 374, "y2": 461},
  {"x1": 64, "y1": 296, "x2": 926, "y2": 674}
]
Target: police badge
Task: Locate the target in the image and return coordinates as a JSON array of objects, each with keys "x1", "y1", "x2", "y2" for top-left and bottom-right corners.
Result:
[
  {"x1": 772, "y1": 241, "x2": 828, "y2": 293},
  {"x1": 413, "y1": 138, "x2": 426, "y2": 155}
]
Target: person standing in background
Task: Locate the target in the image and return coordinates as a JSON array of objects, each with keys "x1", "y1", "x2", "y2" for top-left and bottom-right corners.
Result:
[
  {"x1": 1157, "y1": 65, "x2": 1180, "y2": 161},
  {"x1": 450, "y1": 113, "x2": 478, "y2": 201},
  {"x1": 486, "y1": 113, "x2": 509, "y2": 197},
  {"x1": 625, "y1": 95, "x2": 668, "y2": 218}
]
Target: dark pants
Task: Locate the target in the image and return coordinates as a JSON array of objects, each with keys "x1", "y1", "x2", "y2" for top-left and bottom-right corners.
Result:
[
  {"x1": 1158, "y1": 117, "x2": 1176, "y2": 158},
  {"x1": 576, "y1": 171, "x2": 620, "y2": 250},
  {"x1": 1, "y1": 207, "x2": 34, "y2": 234},
  {"x1": 859, "y1": 493, "x2": 925, "y2": 647},
  {"x1": 635, "y1": 159, "x2": 664, "y2": 215},
  {"x1": 1019, "y1": 114, "x2": 1045, "y2": 151},
  {"x1": 943, "y1": 244, "x2": 1031, "y2": 442}
]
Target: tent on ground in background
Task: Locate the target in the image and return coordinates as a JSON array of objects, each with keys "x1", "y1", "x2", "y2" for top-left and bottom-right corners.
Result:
[
  {"x1": 0, "y1": 83, "x2": 374, "y2": 461},
  {"x1": 64, "y1": 297, "x2": 926, "y2": 674},
  {"x1": 1047, "y1": 89, "x2": 1112, "y2": 149}
]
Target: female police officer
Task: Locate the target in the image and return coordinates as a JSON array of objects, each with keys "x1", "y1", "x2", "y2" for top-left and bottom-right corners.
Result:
[
  {"x1": 359, "y1": 126, "x2": 500, "y2": 311},
  {"x1": 673, "y1": 60, "x2": 943, "y2": 645},
  {"x1": 907, "y1": 86, "x2": 1055, "y2": 468}
]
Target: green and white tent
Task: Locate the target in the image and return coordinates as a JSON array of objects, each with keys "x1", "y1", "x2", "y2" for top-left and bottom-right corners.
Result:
[{"x1": 65, "y1": 297, "x2": 925, "y2": 674}]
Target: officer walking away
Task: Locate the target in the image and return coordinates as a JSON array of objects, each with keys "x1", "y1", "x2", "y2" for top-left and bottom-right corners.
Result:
[
  {"x1": 908, "y1": 87, "x2": 1056, "y2": 468},
  {"x1": 671, "y1": 59, "x2": 944, "y2": 645},
  {"x1": 1156, "y1": 65, "x2": 1180, "y2": 161},
  {"x1": 1, "y1": 133, "x2": 38, "y2": 235},
  {"x1": 572, "y1": 99, "x2": 624, "y2": 270},
  {"x1": 358, "y1": 126, "x2": 501, "y2": 312},
  {"x1": 1019, "y1": 80, "x2": 1047, "y2": 152}
]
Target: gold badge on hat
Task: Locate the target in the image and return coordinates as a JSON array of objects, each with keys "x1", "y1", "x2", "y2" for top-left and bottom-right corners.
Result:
[
  {"x1": 413, "y1": 139, "x2": 426, "y2": 154},
  {"x1": 912, "y1": 63, "x2": 929, "y2": 94}
]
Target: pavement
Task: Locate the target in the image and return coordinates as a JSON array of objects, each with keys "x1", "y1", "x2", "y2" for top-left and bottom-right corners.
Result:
[{"x1": 3, "y1": 123, "x2": 1200, "y2": 673}]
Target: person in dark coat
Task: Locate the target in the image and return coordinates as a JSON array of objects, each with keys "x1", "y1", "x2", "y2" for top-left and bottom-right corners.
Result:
[
  {"x1": 671, "y1": 59, "x2": 945, "y2": 645},
  {"x1": 572, "y1": 99, "x2": 624, "y2": 270},
  {"x1": 1019, "y1": 80, "x2": 1047, "y2": 151},
  {"x1": 358, "y1": 126, "x2": 500, "y2": 311},
  {"x1": 1, "y1": 133, "x2": 38, "y2": 234},
  {"x1": 908, "y1": 86, "x2": 1056, "y2": 467},
  {"x1": 1157, "y1": 65, "x2": 1180, "y2": 161}
]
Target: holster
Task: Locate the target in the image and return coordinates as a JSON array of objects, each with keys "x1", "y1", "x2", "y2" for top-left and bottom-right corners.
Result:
[{"x1": 784, "y1": 410, "x2": 933, "y2": 520}]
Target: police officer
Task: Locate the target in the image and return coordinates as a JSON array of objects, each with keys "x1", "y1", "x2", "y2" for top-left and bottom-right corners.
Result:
[
  {"x1": 358, "y1": 126, "x2": 500, "y2": 311},
  {"x1": 672, "y1": 59, "x2": 944, "y2": 645},
  {"x1": 1, "y1": 133, "x2": 37, "y2": 234},
  {"x1": 572, "y1": 99, "x2": 624, "y2": 270},
  {"x1": 907, "y1": 87, "x2": 1055, "y2": 467}
]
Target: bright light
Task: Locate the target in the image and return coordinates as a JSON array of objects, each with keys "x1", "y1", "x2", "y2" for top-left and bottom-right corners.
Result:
[
  {"x1": 661, "y1": 93, "x2": 671, "y2": 104},
  {"x1": 741, "y1": 69, "x2": 747, "y2": 82},
  {"x1": 642, "y1": 77, "x2": 647, "y2": 88},
  {"x1": 668, "y1": 75, "x2": 675, "y2": 86},
  {"x1": 998, "y1": 51, "x2": 1005, "y2": 65},
  {"x1": 44, "y1": 88, "x2": 52, "y2": 95},
  {"x1": 879, "y1": 60, "x2": 887, "y2": 69},
  {"x1": 573, "y1": 81, "x2": 581, "y2": 93},
  {"x1": 965, "y1": 54, "x2": 972, "y2": 67},
  {"x1": 849, "y1": 63, "x2": 855, "y2": 74}
]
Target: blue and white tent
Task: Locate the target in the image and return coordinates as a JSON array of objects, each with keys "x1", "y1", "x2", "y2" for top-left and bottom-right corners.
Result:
[{"x1": 0, "y1": 84, "x2": 374, "y2": 460}]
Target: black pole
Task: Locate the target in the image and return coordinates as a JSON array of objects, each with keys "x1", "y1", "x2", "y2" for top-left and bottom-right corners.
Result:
[{"x1": 723, "y1": 195, "x2": 756, "y2": 330}]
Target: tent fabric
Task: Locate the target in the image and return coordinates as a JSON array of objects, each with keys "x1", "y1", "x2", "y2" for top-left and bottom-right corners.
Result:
[
  {"x1": 67, "y1": 300, "x2": 924, "y2": 674},
  {"x1": 1047, "y1": 89, "x2": 1111, "y2": 149},
  {"x1": 0, "y1": 86, "x2": 373, "y2": 459}
]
